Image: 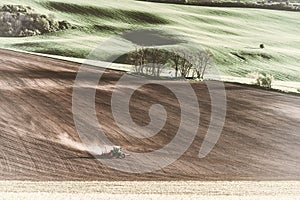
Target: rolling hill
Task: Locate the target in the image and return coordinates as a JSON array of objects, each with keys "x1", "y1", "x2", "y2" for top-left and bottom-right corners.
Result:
[
  {"x1": 0, "y1": 49, "x2": 299, "y2": 181},
  {"x1": 0, "y1": 0, "x2": 299, "y2": 81}
]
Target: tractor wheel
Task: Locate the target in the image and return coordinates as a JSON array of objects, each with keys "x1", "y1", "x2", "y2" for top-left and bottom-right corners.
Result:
[{"x1": 119, "y1": 153, "x2": 125, "y2": 159}]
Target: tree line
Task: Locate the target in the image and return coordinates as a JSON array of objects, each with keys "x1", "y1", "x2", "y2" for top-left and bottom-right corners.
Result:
[{"x1": 127, "y1": 47, "x2": 213, "y2": 79}]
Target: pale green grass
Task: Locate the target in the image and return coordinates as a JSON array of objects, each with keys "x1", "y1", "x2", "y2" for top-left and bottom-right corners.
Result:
[{"x1": 0, "y1": 0, "x2": 299, "y2": 81}]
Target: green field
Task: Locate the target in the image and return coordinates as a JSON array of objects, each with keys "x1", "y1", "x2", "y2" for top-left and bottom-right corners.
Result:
[{"x1": 0, "y1": 0, "x2": 299, "y2": 81}]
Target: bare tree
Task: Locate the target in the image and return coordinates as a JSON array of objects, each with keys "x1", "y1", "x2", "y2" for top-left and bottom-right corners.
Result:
[
  {"x1": 127, "y1": 47, "x2": 140, "y2": 73},
  {"x1": 169, "y1": 49, "x2": 181, "y2": 78},
  {"x1": 137, "y1": 47, "x2": 147, "y2": 74},
  {"x1": 146, "y1": 48, "x2": 170, "y2": 77},
  {"x1": 128, "y1": 47, "x2": 212, "y2": 79},
  {"x1": 127, "y1": 47, "x2": 170, "y2": 77},
  {"x1": 127, "y1": 47, "x2": 147, "y2": 74},
  {"x1": 146, "y1": 48, "x2": 161, "y2": 76},
  {"x1": 168, "y1": 49, "x2": 193, "y2": 78},
  {"x1": 191, "y1": 49, "x2": 213, "y2": 80},
  {"x1": 177, "y1": 50, "x2": 193, "y2": 78}
]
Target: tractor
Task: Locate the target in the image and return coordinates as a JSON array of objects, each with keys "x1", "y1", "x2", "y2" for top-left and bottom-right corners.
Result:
[{"x1": 104, "y1": 146, "x2": 126, "y2": 159}]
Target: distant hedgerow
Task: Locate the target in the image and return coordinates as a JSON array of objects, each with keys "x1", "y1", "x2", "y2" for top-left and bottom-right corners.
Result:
[{"x1": 0, "y1": 5, "x2": 73, "y2": 37}]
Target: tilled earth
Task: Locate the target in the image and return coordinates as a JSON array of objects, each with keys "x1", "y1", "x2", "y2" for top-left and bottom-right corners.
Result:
[{"x1": 0, "y1": 49, "x2": 299, "y2": 181}]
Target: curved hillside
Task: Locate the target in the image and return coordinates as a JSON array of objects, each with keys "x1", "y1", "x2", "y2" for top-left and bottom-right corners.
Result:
[
  {"x1": 1, "y1": 0, "x2": 300, "y2": 81},
  {"x1": 0, "y1": 49, "x2": 299, "y2": 181}
]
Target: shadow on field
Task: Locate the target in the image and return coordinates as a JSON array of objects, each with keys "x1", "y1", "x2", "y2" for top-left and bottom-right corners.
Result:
[
  {"x1": 121, "y1": 29, "x2": 184, "y2": 46},
  {"x1": 42, "y1": 2, "x2": 169, "y2": 24}
]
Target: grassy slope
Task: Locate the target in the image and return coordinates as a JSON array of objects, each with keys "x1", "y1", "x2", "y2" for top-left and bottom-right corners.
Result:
[{"x1": 0, "y1": 0, "x2": 299, "y2": 81}]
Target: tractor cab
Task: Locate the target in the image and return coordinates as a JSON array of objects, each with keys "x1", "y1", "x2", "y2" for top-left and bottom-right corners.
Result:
[
  {"x1": 112, "y1": 146, "x2": 122, "y2": 154},
  {"x1": 110, "y1": 146, "x2": 125, "y2": 158}
]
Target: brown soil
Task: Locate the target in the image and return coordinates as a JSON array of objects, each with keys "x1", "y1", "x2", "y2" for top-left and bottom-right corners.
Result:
[{"x1": 0, "y1": 49, "x2": 299, "y2": 181}]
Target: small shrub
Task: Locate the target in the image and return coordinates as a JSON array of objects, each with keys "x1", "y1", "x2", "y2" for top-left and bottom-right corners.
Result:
[
  {"x1": 259, "y1": 44, "x2": 265, "y2": 49},
  {"x1": 248, "y1": 72, "x2": 274, "y2": 88},
  {"x1": 58, "y1": 20, "x2": 71, "y2": 30}
]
